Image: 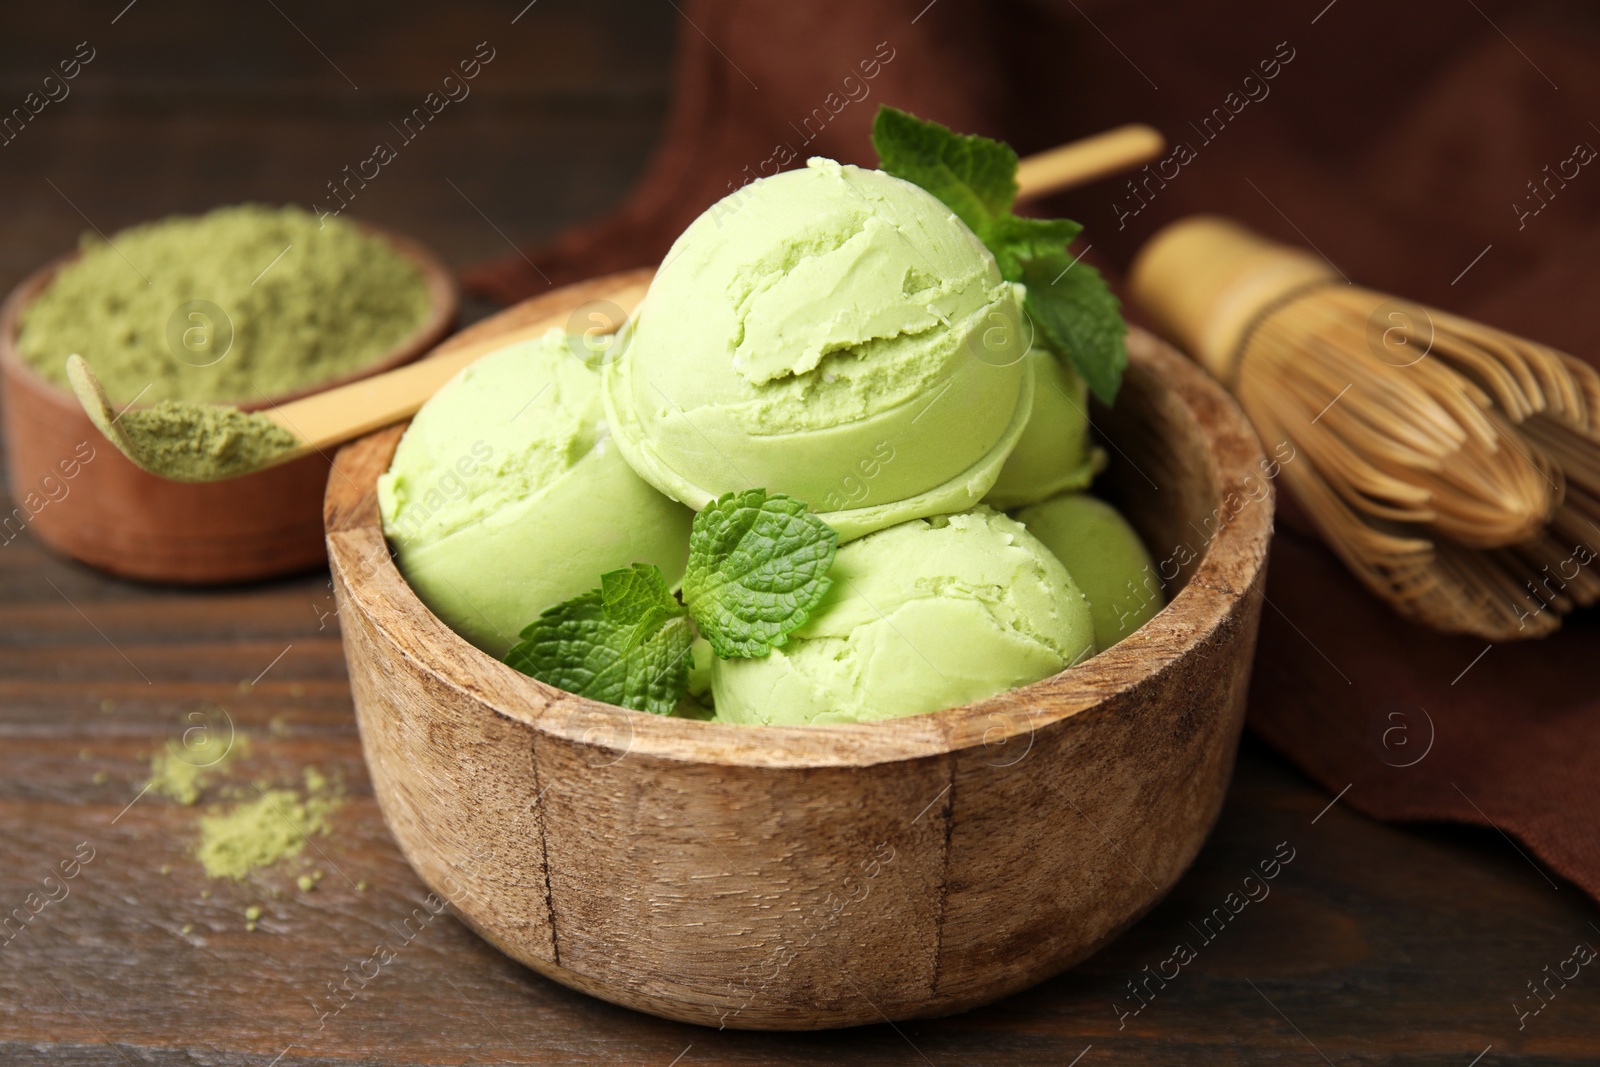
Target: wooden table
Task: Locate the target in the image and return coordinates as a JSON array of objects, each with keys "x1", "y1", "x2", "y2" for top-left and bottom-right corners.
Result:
[{"x1": 4, "y1": 2, "x2": 1599, "y2": 1063}]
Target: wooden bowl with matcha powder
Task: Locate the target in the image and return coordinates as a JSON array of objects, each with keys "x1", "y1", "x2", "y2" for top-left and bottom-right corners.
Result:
[{"x1": 0, "y1": 204, "x2": 455, "y2": 583}]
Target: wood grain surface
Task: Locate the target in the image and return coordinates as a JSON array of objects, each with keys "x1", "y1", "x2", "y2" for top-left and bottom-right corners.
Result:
[
  {"x1": 3, "y1": 1, "x2": 1600, "y2": 1063},
  {"x1": 5, "y1": 532, "x2": 1600, "y2": 1064}
]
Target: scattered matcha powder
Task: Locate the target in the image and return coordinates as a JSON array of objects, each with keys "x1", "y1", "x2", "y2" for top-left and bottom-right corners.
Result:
[
  {"x1": 194, "y1": 767, "x2": 342, "y2": 881},
  {"x1": 16, "y1": 204, "x2": 432, "y2": 405},
  {"x1": 147, "y1": 727, "x2": 246, "y2": 806},
  {"x1": 119, "y1": 401, "x2": 299, "y2": 481}
]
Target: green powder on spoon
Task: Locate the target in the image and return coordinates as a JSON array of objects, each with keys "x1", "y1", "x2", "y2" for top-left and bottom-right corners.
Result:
[{"x1": 119, "y1": 400, "x2": 300, "y2": 481}]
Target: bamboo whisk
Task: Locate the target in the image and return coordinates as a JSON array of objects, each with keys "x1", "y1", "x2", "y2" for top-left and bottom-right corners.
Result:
[{"x1": 1130, "y1": 216, "x2": 1600, "y2": 640}]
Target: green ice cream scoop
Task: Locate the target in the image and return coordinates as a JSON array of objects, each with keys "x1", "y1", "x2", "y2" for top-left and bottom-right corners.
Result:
[
  {"x1": 378, "y1": 328, "x2": 693, "y2": 657},
  {"x1": 984, "y1": 348, "x2": 1107, "y2": 510},
  {"x1": 1016, "y1": 493, "x2": 1164, "y2": 649},
  {"x1": 604, "y1": 158, "x2": 1034, "y2": 542},
  {"x1": 712, "y1": 508, "x2": 1095, "y2": 726}
]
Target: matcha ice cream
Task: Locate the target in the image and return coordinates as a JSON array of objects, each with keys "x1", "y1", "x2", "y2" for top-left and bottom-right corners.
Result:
[
  {"x1": 1017, "y1": 493, "x2": 1164, "y2": 650},
  {"x1": 985, "y1": 348, "x2": 1106, "y2": 510},
  {"x1": 379, "y1": 329, "x2": 693, "y2": 657},
  {"x1": 604, "y1": 158, "x2": 1034, "y2": 542},
  {"x1": 712, "y1": 508, "x2": 1095, "y2": 726}
]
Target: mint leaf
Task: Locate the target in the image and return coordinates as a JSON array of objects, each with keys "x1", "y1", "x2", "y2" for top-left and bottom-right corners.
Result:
[
  {"x1": 984, "y1": 215, "x2": 1082, "y2": 277},
  {"x1": 505, "y1": 566, "x2": 694, "y2": 715},
  {"x1": 1020, "y1": 252, "x2": 1128, "y2": 406},
  {"x1": 871, "y1": 106, "x2": 1018, "y2": 239},
  {"x1": 872, "y1": 105, "x2": 1127, "y2": 404},
  {"x1": 681, "y1": 489, "x2": 839, "y2": 659},
  {"x1": 602, "y1": 562, "x2": 688, "y2": 651}
]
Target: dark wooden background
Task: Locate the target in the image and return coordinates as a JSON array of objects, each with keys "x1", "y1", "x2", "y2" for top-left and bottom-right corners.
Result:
[{"x1": 3, "y1": 2, "x2": 1599, "y2": 1063}]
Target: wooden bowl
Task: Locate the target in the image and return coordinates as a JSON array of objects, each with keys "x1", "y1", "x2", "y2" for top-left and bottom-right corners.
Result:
[
  {"x1": 325, "y1": 276, "x2": 1274, "y2": 1030},
  {"x1": 0, "y1": 225, "x2": 456, "y2": 584}
]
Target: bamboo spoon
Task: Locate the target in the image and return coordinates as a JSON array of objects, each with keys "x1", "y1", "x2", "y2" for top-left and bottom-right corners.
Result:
[{"x1": 67, "y1": 125, "x2": 1165, "y2": 483}]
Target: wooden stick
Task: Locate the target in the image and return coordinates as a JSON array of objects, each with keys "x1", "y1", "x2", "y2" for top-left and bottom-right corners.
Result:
[{"x1": 1016, "y1": 124, "x2": 1165, "y2": 201}]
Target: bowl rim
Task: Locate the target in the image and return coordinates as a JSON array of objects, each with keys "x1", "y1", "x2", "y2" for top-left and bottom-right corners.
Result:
[
  {"x1": 325, "y1": 282, "x2": 1273, "y2": 771},
  {"x1": 0, "y1": 216, "x2": 458, "y2": 414}
]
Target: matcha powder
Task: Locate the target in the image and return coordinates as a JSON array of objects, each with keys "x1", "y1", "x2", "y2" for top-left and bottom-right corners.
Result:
[
  {"x1": 119, "y1": 401, "x2": 300, "y2": 481},
  {"x1": 147, "y1": 726, "x2": 247, "y2": 805},
  {"x1": 196, "y1": 768, "x2": 343, "y2": 881},
  {"x1": 17, "y1": 204, "x2": 432, "y2": 405}
]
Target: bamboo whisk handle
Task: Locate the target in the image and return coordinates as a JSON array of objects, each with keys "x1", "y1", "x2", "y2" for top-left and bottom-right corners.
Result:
[{"x1": 1128, "y1": 216, "x2": 1341, "y2": 384}]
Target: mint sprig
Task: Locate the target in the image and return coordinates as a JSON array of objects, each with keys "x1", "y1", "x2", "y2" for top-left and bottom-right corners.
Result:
[
  {"x1": 871, "y1": 105, "x2": 1128, "y2": 404},
  {"x1": 505, "y1": 578, "x2": 694, "y2": 717},
  {"x1": 682, "y1": 489, "x2": 839, "y2": 659},
  {"x1": 505, "y1": 491, "x2": 838, "y2": 713}
]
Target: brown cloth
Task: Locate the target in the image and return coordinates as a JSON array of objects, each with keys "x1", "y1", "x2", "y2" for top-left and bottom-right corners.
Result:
[{"x1": 468, "y1": 1, "x2": 1600, "y2": 898}]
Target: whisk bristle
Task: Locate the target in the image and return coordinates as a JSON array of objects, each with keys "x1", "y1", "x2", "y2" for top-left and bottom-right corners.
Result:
[
  {"x1": 1130, "y1": 216, "x2": 1600, "y2": 641},
  {"x1": 1238, "y1": 284, "x2": 1562, "y2": 551}
]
